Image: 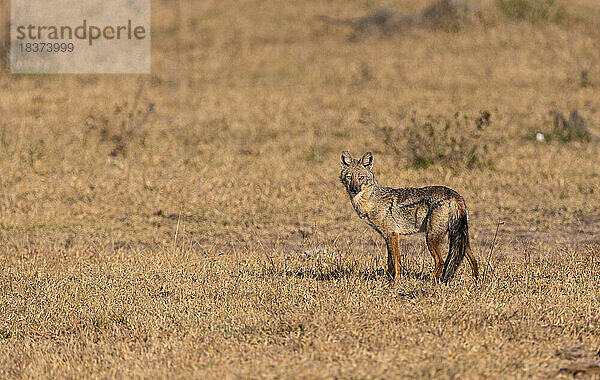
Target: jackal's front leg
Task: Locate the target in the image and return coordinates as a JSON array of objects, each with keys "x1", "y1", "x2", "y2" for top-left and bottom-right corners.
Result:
[
  {"x1": 386, "y1": 240, "x2": 395, "y2": 279},
  {"x1": 385, "y1": 232, "x2": 402, "y2": 281}
]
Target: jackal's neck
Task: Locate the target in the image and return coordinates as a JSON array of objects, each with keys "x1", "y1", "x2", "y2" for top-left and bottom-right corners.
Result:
[{"x1": 350, "y1": 181, "x2": 380, "y2": 217}]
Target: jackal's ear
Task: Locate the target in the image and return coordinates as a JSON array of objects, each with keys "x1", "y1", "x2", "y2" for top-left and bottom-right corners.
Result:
[
  {"x1": 341, "y1": 151, "x2": 352, "y2": 166},
  {"x1": 361, "y1": 152, "x2": 373, "y2": 169}
]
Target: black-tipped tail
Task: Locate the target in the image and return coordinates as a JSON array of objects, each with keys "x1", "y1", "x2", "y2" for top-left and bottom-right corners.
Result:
[{"x1": 441, "y1": 204, "x2": 469, "y2": 283}]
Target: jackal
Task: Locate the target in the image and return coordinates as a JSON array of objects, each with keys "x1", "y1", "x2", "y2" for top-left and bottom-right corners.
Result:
[{"x1": 340, "y1": 151, "x2": 478, "y2": 283}]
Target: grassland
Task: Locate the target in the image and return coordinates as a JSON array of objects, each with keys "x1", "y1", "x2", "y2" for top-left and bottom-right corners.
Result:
[{"x1": 0, "y1": 0, "x2": 599, "y2": 378}]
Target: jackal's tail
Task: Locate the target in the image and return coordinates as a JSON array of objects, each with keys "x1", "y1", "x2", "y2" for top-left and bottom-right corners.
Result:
[{"x1": 441, "y1": 198, "x2": 469, "y2": 283}]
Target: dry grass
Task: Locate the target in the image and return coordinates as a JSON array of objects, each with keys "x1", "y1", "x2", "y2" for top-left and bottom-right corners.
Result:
[{"x1": 1, "y1": 0, "x2": 600, "y2": 378}]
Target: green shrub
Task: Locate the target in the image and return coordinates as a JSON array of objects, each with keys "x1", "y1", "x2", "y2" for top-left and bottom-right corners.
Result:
[
  {"x1": 378, "y1": 111, "x2": 493, "y2": 170},
  {"x1": 496, "y1": 0, "x2": 565, "y2": 23}
]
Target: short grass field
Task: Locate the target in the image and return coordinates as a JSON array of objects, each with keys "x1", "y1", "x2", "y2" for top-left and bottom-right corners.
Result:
[{"x1": 1, "y1": 0, "x2": 600, "y2": 378}]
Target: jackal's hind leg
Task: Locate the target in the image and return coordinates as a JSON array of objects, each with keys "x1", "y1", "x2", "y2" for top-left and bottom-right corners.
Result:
[
  {"x1": 425, "y1": 205, "x2": 450, "y2": 281},
  {"x1": 426, "y1": 232, "x2": 444, "y2": 281},
  {"x1": 466, "y1": 243, "x2": 479, "y2": 279}
]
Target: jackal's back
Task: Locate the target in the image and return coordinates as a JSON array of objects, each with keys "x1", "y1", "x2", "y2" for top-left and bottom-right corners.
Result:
[{"x1": 363, "y1": 185, "x2": 464, "y2": 236}]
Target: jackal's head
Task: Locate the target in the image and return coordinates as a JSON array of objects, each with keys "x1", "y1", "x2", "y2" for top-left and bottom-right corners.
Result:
[{"x1": 340, "y1": 151, "x2": 376, "y2": 195}]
